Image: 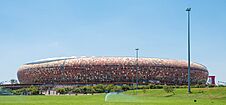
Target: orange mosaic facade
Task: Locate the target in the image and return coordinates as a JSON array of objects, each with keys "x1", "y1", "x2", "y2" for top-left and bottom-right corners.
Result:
[{"x1": 17, "y1": 57, "x2": 208, "y2": 85}]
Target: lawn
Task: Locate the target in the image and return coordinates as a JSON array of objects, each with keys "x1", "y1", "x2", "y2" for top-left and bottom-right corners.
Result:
[{"x1": 0, "y1": 87, "x2": 226, "y2": 105}]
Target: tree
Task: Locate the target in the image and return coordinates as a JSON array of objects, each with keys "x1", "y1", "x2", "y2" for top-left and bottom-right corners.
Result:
[
  {"x1": 55, "y1": 88, "x2": 66, "y2": 94},
  {"x1": 112, "y1": 86, "x2": 122, "y2": 92},
  {"x1": 27, "y1": 86, "x2": 39, "y2": 95},
  {"x1": 121, "y1": 84, "x2": 130, "y2": 91},
  {"x1": 86, "y1": 87, "x2": 95, "y2": 95},
  {"x1": 94, "y1": 84, "x2": 105, "y2": 93},
  {"x1": 83, "y1": 87, "x2": 88, "y2": 94},
  {"x1": 197, "y1": 79, "x2": 206, "y2": 85},
  {"x1": 105, "y1": 84, "x2": 114, "y2": 92},
  {"x1": 12, "y1": 88, "x2": 27, "y2": 95},
  {"x1": 10, "y1": 79, "x2": 18, "y2": 84},
  {"x1": 72, "y1": 88, "x2": 81, "y2": 95}
]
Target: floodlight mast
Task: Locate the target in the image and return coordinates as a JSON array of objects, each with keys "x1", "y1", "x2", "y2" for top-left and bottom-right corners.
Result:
[
  {"x1": 186, "y1": 8, "x2": 191, "y2": 93},
  {"x1": 135, "y1": 48, "x2": 139, "y2": 95}
]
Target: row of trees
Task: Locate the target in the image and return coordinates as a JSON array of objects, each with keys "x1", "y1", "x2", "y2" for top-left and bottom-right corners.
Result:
[
  {"x1": 1, "y1": 85, "x2": 175, "y2": 95},
  {"x1": 8, "y1": 83, "x2": 220, "y2": 95},
  {"x1": 0, "y1": 79, "x2": 18, "y2": 85},
  {"x1": 55, "y1": 84, "x2": 129, "y2": 95},
  {"x1": 10, "y1": 84, "x2": 163, "y2": 95},
  {"x1": 11, "y1": 86, "x2": 39, "y2": 95}
]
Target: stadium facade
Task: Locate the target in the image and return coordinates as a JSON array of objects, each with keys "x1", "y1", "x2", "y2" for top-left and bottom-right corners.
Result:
[{"x1": 17, "y1": 56, "x2": 209, "y2": 85}]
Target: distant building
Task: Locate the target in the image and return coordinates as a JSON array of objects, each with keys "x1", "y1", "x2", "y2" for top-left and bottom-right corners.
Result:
[
  {"x1": 17, "y1": 56, "x2": 209, "y2": 85},
  {"x1": 207, "y1": 76, "x2": 216, "y2": 85}
]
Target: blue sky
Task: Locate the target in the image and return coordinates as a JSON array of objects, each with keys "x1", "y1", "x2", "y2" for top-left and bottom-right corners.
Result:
[{"x1": 0, "y1": 0, "x2": 226, "y2": 83}]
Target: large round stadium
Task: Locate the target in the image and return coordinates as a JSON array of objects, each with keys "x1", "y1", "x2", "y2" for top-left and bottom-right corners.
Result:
[{"x1": 17, "y1": 56, "x2": 209, "y2": 85}]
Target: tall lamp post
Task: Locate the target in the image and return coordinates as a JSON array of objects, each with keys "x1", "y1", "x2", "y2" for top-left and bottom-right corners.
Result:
[
  {"x1": 186, "y1": 8, "x2": 191, "y2": 93},
  {"x1": 135, "y1": 48, "x2": 139, "y2": 94}
]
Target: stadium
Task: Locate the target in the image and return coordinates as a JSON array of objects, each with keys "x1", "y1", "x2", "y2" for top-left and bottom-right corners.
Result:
[{"x1": 17, "y1": 56, "x2": 209, "y2": 85}]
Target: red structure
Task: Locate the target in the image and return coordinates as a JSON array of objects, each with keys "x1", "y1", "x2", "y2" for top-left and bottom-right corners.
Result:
[{"x1": 208, "y1": 76, "x2": 216, "y2": 85}]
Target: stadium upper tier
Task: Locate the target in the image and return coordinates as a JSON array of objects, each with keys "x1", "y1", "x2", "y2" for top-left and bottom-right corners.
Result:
[{"x1": 17, "y1": 57, "x2": 209, "y2": 85}]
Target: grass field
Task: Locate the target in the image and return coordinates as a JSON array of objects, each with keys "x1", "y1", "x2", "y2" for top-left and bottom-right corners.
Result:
[{"x1": 0, "y1": 87, "x2": 226, "y2": 105}]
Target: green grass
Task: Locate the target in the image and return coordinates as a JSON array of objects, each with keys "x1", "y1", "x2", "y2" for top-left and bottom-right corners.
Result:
[{"x1": 1, "y1": 87, "x2": 226, "y2": 105}]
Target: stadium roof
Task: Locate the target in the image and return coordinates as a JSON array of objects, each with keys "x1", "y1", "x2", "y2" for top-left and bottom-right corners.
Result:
[{"x1": 23, "y1": 56, "x2": 207, "y2": 70}]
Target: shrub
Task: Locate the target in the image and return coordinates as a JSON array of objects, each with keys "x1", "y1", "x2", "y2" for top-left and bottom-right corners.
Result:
[
  {"x1": 12, "y1": 88, "x2": 28, "y2": 95},
  {"x1": 121, "y1": 84, "x2": 130, "y2": 91},
  {"x1": 94, "y1": 84, "x2": 105, "y2": 93},
  {"x1": 55, "y1": 88, "x2": 66, "y2": 94},
  {"x1": 163, "y1": 86, "x2": 175, "y2": 95},
  {"x1": 11, "y1": 86, "x2": 39, "y2": 95},
  {"x1": 207, "y1": 84, "x2": 215, "y2": 88},
  {"x1": 112, "y1": 86, "x2": 122, "y2": 92},
  {"x1": 27, "y1": 86, "x2": 39, "y2": 95},
  {"x1": 65, "y1": 87, "x2": 73, "y2": 93},
  {"x1": 148, "y1": 84, "x2": 164, "y2": 89},
  {"x1": 197, "y1": 79, "x2": 206, "y2": 85},
  {"x1": 143, "y1": 85, "x2": 150, "y2": 89},
  {"x1": 218, "y1": 85, "x2": 226, "y2": 87},
  {"x1": 72, "y1": 88, "x2": 81, "y2": 94},
  {"x1": 156, "y1": 85, "x2": 163, "y2": 89},
  {"x1": 180, "y1": 85, "x2": 188, "y2": 88},
  {"x1": 192, "y1": 84, "x2": 206, "y2": 88},
  {"x1": 105, "y1": 84, "x2": 114, "y2": 92},
  {"x1": 149, "y1": 84, "x2": 156, "y2": 89},
  {"x1": 81, "y1": 87, "x2": 88, "y2": 94},
  {"x1": 142, "y1": 88, "x2": 147, "y2": 93},
  {"x1": 88, "y1": 87, "x2": 95, "y2": 95}
]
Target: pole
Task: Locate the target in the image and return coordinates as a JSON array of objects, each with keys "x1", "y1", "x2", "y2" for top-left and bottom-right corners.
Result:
[
  {"x1": 132, "y1": 67, "x2": 134, "y2": 94},
  {"x1": 135, "y1": 48, "x2": 139, "y2": 95},
  {"x1": 186, "y1": 8, "x2": 191, "y2": 93}
]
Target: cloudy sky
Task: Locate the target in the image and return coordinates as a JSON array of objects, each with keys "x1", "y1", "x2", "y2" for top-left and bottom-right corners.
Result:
[{"x1": 0, "y1": 0, "x2": 226, "y2": 83}]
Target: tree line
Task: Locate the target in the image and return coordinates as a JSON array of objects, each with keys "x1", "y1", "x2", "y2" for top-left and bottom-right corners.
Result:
[{"x1": 8, "y1": 84, "x2": 219, "y2": 95}]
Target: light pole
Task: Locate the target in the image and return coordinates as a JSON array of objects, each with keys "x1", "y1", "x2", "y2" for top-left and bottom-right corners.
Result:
[
  {"x1": 135, "y1": 48, "x2": 139, "y2": 94},
  {"x1": 186, "y1": 8, "x2": 191, "y2": 93}
]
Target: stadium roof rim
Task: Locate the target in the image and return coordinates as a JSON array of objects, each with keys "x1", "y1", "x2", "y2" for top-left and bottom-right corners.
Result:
[
  {"x1": 24, "y1": 56, "x2": 207, "y2": 69},
  {"x1": 24, "y1": 56, "x2": 179, "y2": 65}
]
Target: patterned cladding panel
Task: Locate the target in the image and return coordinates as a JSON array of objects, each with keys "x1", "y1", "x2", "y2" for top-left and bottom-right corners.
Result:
[{"x1": 17, "y1": 57, "x2": 208, "y2": 85}]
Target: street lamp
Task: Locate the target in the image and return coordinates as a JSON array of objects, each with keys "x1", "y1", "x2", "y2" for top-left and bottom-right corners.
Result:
[
  {"x1": 186, "y1": 8, "x2": 191, "y2": 93},
  {"x1": 135, "y1": 48, "x2": 139, "y2": 94}
]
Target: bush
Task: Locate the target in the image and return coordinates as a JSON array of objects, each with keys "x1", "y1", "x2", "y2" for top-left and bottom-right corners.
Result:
[
  {"x1": 192, "y1": 84, "x2": 206, "y2": 88},
  {"x1": 197, "y1": 79, "x2": 207, "y2": 85},
  {"x1": 55, "y1": 88, "x2": 66, "y2": 94},
  {"x1": 121, "y1": 84, "x2": 130, "y2": 91},
  {"x1": 112, "y1": 86, "x2": 122, "y2": 92},
  {"x1": 87, "y1": 87, "x2": 95, "y2": 95},
  {"x1": 94, "y1": 84, "x2": 105, "y2": 93},
  {"x1": 81, "y1": 87, "x2": 88, "y2": 94},
  {"x1": 148, "y1": 84, "x2": 164, "y2": 89},
  {"x1": 207, "y1": 84, "x2": 216, "y2": 88},
  {"x1": 218, "y1": 85, "x2": 226, "y2": 87},
  {"x1": 143, "y1": 85, "x2": 150, "y2": 89},
  {"x1": 149, "y1": 84, "x2": 156, "y2": 89},
  {"x1": 65, "y1": 87, "x2": 73, "y2": 93},
  {"x1": 11, "y1": 86, "x2": 39, "y2": 95},
  {"x1": 142, "y1": 88, "x2": 147, "y2": 93},
  {"x1": 180, "y1": 85, "x2": 188, "y2": 88},
  {"x1": 156, "y1": 85, "x2": 164, "y2": 89},
  {"x1": 12, "y1": 88, "x2": 29, "y2": 95},
  {"x1": 163, "y1": 86, "x2": 175, "y2": 95},
  {"x1": 27, "y1": 86, "x2": 39, "y2": 95},
  {"x1": 72, "y1": 88, "x2": 81, "y2": 95},
  {"x1": 105, "y1": 84, "x2": 114, "y2": 92}
]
